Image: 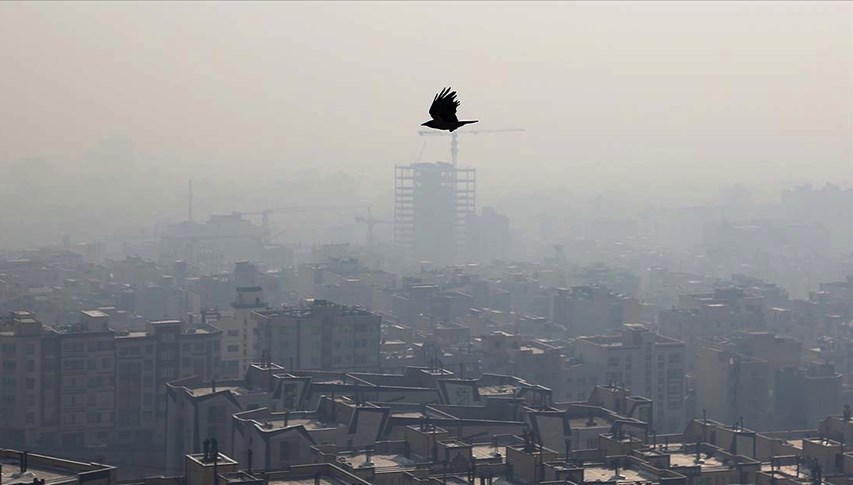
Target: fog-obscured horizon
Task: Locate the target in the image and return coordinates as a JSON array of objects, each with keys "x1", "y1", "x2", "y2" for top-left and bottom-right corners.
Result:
[{"x1": 0, "y1": 1, "x2": 850, "y2": 248}]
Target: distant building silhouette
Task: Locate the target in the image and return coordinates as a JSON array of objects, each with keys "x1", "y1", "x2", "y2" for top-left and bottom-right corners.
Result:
[{"x1": 394, "y1": 162, "x2": 475, "y2": 266}]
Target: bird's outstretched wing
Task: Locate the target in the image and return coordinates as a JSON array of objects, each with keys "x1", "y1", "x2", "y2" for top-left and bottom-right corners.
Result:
[{"x1": 429, "y1": 87, "x2": 460, "y2": 123}]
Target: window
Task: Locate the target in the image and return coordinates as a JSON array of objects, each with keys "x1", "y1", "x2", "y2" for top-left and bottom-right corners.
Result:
[
  {"x1": 3, "y1": 361, "x2": 16, "y2": 371},
  {"x1": 63, "y1": 359, "x2": 85, "y2": 371},
  {"x1": 25, "y1": 378, "x2": 34, "y2": 389},
  {"x1": 102, "y1": 357, "x2": 113, "y2": 369},
  {"x1": 227, "y1": 345, "x2": 239, "y2": 352},
  {"x1": 62, "y1": 342, "x2": 84, "y2": 353},
  {"x1": 26, "y1": 360, "x2": 35, "y2": 371},
  {"x1": 26, "y1": 344, "x2": 35, "y2": 355},
  {"x1": 227, "y1": 330, "x2": 240, "y2": 337}
]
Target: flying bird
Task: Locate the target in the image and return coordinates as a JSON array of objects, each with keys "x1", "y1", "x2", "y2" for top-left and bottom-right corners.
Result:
[{"x1": 421, "y1": 87, "x2": 478, "y2": 132}]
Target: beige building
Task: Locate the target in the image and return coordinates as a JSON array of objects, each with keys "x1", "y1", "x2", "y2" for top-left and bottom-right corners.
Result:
[
  {"x1": 573, "y1": 324, "x2": 687, "y2": 432},
  {"x1": 0, "y1": 310, "x2": 221, "y2": 454},
  {"x1": 206, "y1": 285, "x2": 267, "y2": 379},
  {"x1": 253, "y1": 299, "x2": 381, "y2": 372},
  {"x1": 695, "y1": 346, "x2": 770, "y2": 430}
]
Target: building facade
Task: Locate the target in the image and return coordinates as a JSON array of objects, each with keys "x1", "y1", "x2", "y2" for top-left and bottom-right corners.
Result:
[
  {"x1": 253, "y1": 300, "x2": 381, "y2": 372},
  {"x1": 0, "y1": 310, "x2": 221, "y2": 453},
  {"x1": 573, "y1": 324, "x2": 687, "y2": 432}
]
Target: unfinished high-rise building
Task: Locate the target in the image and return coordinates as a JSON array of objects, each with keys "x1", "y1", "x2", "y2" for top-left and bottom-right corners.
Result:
[{"x1": 394, "y1": 162, "x2": 476, "y2": 265}]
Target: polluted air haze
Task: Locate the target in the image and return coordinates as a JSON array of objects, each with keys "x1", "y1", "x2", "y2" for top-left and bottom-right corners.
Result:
[{"x1": 0, "y1": 1, "x2": 850, "y2": 247}]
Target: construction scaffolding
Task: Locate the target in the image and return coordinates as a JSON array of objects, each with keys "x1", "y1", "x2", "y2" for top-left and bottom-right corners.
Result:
[{"x1": 395, "y1": 162, "x2": 476, "y2": 265}]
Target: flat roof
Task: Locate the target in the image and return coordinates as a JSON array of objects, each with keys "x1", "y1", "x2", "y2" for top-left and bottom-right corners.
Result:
[
  {"x1": 472, "y1": 445, "x2": 505, "y2": 461},
  {"x1": 760, "y1": 464, "x2": 812, "y2": 483},
  {"x1": 264, "y1": 417, "x2": 342, "y2": 431},
  {"x1": 479, "y1": 385, "x2": 516, "y2": 396},
  {"x1": 188, "y1": 385, "x2": 245, "y2": 397},
  {"x1": 270, "y1": 479, "x2": 349, "y2": 485},
  {"x1": 582, "y1": 465, "x2": 656, "y2": 484},
  {"x1": 0, "y1": 458, "x2": 76, "y2": 485},
  {"x1": 569, "y1": 416, "x2": 613, "y2": 429},
  {"x1": 337, "y1": 452, "x2": 426, "y2": 470},
  {"x1": 668, "y1": 451, "x2": 727, "y2": 470}
]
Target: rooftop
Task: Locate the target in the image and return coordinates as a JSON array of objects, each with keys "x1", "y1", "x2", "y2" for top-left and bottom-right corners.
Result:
[
  {"x1": 471, "y1": 444, "x2": 505, "y2": 461},
  {"x1": 668, "y1": 450, "x2": 727, "y2": 470},
  {"x1": 0, "y1": 452, "x2": 112, "y2": 485},
  {"x1": 264, "y1": 416, "x2": 338, "y2": 431},
  {"x1": 582, "y1": 465, "x2": 657, "y2": 484},
  {"x1": 255, "y1": 303, "x2": 375, "y2": 320},
  {"x1": 336, "y1": 452, "x2": 425, "y2": 470},
  {"x1": 0, "y1": 462, "x2": 71, "y2": 485},
  {"x1": 269, "y1": 479, "x2": 349, "y2": 485},
  {"x1": 569, "y1": 416, "x2": 613, "y2": 429}
]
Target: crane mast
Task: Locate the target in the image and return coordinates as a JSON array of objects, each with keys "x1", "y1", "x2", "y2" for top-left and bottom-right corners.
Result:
[{"x1": 417, "y1": 128, "x2": 525, "y2": 167}]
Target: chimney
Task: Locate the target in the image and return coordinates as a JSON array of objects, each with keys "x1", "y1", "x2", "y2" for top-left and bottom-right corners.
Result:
[
  {"x1": 844, "y1": 404, "x2": 851, "y2": 422},
  {"x1": 211, "y1": 379, "x2": 216, "y2": 393}
]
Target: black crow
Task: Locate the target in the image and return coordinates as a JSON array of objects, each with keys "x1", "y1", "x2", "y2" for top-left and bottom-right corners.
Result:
[{"x1": 421, "y1": 87, "x2": 478, "y2": 132}]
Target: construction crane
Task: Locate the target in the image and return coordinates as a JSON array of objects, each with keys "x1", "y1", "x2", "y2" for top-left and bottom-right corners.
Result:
[
  {"x1": 417, "y1": 128, "x2": 525, "y2": 167},
  {"x1": 228, "y1": 205, "x2": 361, "y2": 243},
  {"x1": 355, "y1": 207, "x2": 390, "y2": 246}
]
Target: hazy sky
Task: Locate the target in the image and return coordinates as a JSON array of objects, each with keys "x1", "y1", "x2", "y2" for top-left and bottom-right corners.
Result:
[{"x1": 1, "y1": 1, "x2": 851, "y2": 203}]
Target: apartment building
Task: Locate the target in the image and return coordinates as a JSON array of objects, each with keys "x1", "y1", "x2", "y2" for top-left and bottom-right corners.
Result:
[
  {"x1": 695, "y1": 346, "x2": 770, "y2": 431},
  {"x1": 202, "y1": 285, "x2": 267, "y2": 379},
  {"x1": 551, "y1": 286, "x2": 642, "y2": 337},
  {"x1": 573, "y1": 324, "x2": 687, "y2": 433},
  {"x1": 253, "y1": 299, "x2": 381, "y2": 372},
  {"x1": 0, "y1": 310, "x2": 221, "y2": 452}
]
